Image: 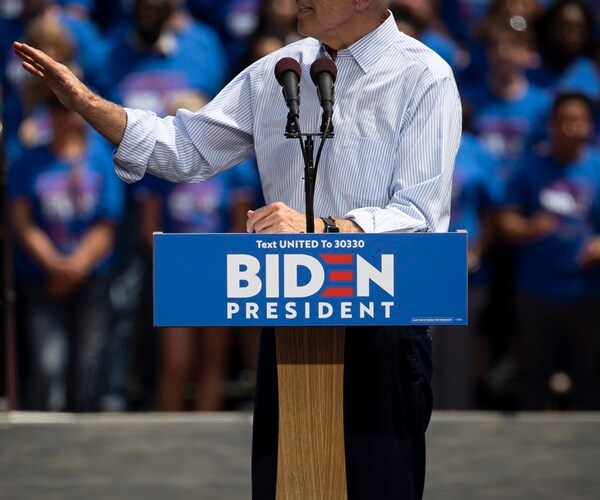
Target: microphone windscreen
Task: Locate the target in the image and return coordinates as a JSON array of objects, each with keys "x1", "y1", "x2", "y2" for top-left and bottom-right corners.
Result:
[
  {"x1": 310, "y1": 57, "x2": 337, "y2": 85},
  {"x1": 275, "y1": 57, "x2": 302, "y2": 84}
]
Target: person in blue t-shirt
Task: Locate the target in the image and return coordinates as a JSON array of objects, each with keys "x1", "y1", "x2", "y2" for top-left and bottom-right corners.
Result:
[
  {"x1": 7, "y1": 96, "x2": 124, "y2": 412},
  {"x1": 441, "y1": 0, "x2": 492, "y2": 45},
  {"x1": 462, "y1": 15, "x2": 553, "y2": 408},
  {"x1": 0, "y1": 0, "x2": 105, "y2": 155},
  {"x1": 187, "y1": 0, "x2": 262, "y2": 75},
  {"x1": 499, "y1": 92, "x2": 600, "y2": 410},
  {"x1": 463, "y1": 17, "x2": 552, "y2": 185},
  {"x1": 528, "y1": 0, "x2": 598, "y2": 96},
  {"x1": 431, "y1": 119, "x2": 502, "y2": 409},
  {"x1": 96, "y1": 0, "x2": 226, "y2": 108},
  {"x1": 390, "y1": 0, "x2": 469, "y2": 72},
  {"x1": 134, "y1": 152, "x2": 260, "y2": 411},
  {"x1": 92, "y1": 0, "x2": 228, "y2": 411}
]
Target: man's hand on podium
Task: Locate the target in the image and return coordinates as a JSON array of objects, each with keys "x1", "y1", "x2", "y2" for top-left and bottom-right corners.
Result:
[
  {"x1": 247, "y1": 202, "x2": 308, "y2": 233},
  {"x1": 247, "y1": 202, "x2": 363, "y2": 234}
]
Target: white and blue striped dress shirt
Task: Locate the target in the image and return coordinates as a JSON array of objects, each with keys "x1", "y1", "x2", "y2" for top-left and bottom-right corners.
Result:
[{"x1": 113, "y1": 13, "x2": 462, "y2": 233}]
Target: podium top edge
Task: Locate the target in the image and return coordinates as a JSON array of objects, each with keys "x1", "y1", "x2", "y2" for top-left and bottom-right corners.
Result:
[{"x1": 152, "y1": 231, "x2": 468, "y2": 236}]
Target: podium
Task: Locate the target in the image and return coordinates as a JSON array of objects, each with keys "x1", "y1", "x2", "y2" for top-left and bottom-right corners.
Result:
[{"x1": 154, "y1": 232, "x2": 467, "y2": 499}]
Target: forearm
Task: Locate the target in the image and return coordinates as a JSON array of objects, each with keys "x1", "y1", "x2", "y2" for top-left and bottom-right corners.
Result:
[
  {"x1": 498, "y1": 210, "x2": 536, "y2": 244},
  {"x1": 78, "y1": 92, "x2": 127, "y2": 147},
  {"x1": 10, "y1": 199, "x2": 64, "y2": 272},
  {"x1": 68, "y1": 221, "x2": 117, "y2": 274},
  {"x1": 314, "y1": 217, "x2": 363, "y2": 233},
  {"x1": 14, "y1": 226, "x2": 64, "y2": 273}
]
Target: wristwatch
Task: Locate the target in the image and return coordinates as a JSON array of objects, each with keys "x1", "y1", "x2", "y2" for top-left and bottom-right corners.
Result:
[{"x1": 321, "y1": 216, "x2": 339, "y2": 233}]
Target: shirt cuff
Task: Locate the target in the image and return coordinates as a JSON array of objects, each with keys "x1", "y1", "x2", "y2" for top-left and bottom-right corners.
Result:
[
  {"x1": 345, "y1": 207, "x2": 429, "y2": 233},
  {"x1": 113, "y1": 108, "x2": 158, "y2": 184}
]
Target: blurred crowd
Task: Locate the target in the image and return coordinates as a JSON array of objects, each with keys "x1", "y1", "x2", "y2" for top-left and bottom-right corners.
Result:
[{"x1": 2, "y1": 0, "x2": 600, "y2": 413}]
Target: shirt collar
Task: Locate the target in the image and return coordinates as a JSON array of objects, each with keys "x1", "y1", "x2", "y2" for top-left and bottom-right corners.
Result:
[{"x1": 322, "y1": 11, "x2": 399, "y2": 74}]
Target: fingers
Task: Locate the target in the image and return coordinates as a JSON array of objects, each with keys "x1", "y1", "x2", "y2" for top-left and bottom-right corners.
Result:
[
  {"x1": 246, "y1": 203, "x2": 306, "y2": 234},
  {"x1": 247, "y1": 207, "x2": 274, "y2": 233},
  {"x1": 246, "y1": 210, "x2": 255, "y2": 233},
  {"x1": 13, "y1": 42, "x2": 50, "y2": 79},
  {"x1": 21, "y1": 61, "x2": 45, "y2": 78},
  {"x1": 13, "y1": 41, "x2": 49, "y2": 66},
  {"x1": 13, "y1": 41, "x2": 64, "y2": 81}
]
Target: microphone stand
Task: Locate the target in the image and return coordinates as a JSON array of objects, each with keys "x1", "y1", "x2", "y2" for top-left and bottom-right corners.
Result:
[{"x1": 285, "y1": 113, "x2": 333, "y2": 234}]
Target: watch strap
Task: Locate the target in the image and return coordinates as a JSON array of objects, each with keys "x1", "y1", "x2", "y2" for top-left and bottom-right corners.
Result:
[{"x1": 321, "y1": 216, "x2": 339, "y2": 233}]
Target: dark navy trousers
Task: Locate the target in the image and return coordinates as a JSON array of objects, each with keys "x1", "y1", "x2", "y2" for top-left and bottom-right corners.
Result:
[{"x1": 251, "y1": 326, "x2": 433, "y2": 499}]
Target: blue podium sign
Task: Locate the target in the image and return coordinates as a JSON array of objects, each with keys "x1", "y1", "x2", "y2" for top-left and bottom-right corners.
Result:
[{"x1": 153, "y1": 232, "x2": 467, "y2": 327}]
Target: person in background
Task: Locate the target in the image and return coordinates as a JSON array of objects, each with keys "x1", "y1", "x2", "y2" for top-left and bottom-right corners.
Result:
[
  {"x1": 166, "y1": 0, "x2": 228, "y2": 99},
  {"x1": 94, "y1": 0, "x2": 227, "y2": 412},
  {"x1": 529, "y1": 0, "x2": 597, "y2": 94},
  {"x1": 479, "y1": 0, "x2": 544, "y2": 35},
  {"x1": 464, "y1": 16, "x2": 550, "y2": 182},
  {"x1": 186, "y1": 0, "x2": 262, "y2": 75},
  {"x1": 441, "y1": 0, "x2": 493, "y2": 44},
  {"x1": 558, "y1": 32, "x2": 600, "y2": 105},
  {"x1": 252, "y1": 0, "x2": 303, "y2": 50},
  {"x1": 95, "y1": 0, "x2": 225, "y2": 105},
  {"x1": 462, "y1": 17, "x2": 552, "y2": 408},
  {"x1": 460, "y1": 0, "x2": 544, "y2": 92},
  {"x1": 499, "y1": 92, "x2": 600, "y2": 410},
  {"x1": 132, "y1": 92, "x2": 260, "y2": 411},
  {"x1": 391, "y1": 0, "x2": 469, "y2": 72},
  {"x1": 5, "y1": 14, "x2": 81, "y2": 159},
  {"x1": 0, "y1": 0, "x2": 104, "y2": 150},
  {"x1": 431, "y1": 99, "x2": 502, "y2": 409},
  {"x1": 7, "y1": 93, "x2": 124, "y2": 411}
]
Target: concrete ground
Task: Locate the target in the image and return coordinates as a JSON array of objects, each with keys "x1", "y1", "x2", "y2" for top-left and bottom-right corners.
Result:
[{"x1": 1, "y1": 411, "x2": 599, "y2": 499}]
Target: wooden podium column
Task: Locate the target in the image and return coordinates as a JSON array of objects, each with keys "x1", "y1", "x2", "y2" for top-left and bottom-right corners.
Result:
[{"x1": 275, "y1": 326, "x2": 347, "y2": 500}]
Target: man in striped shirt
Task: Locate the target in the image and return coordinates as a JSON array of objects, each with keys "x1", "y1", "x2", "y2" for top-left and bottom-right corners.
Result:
[{"x1": 14, "y1": 0, "x2": 461, "y2": 498}]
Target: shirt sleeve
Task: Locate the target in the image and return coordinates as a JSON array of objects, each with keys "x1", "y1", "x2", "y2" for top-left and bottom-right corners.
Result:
[
  {"x1": 113, "y1": 60, "x2": 261, "y2": 185},
  {"x1": 345, "y1": 76, "x2": 462, "y2": 233}
]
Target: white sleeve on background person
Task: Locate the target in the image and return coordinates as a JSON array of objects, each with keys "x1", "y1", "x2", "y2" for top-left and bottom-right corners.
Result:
[{"x1": 345, "y1": 76, "x2": 462, "y2": 234}]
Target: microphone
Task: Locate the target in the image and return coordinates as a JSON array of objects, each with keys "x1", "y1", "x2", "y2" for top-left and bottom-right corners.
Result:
[
  {"x1": 275, "y1": 57, "x2": 302, "y2": 118},
  {"x1": 310, "y1": 57, "x2": 337, "y2": 120}
]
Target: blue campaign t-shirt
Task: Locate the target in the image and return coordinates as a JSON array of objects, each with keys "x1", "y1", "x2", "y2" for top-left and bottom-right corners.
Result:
[
  {"x1": 133, "y1": 159, "x2": 261, "y2": 234},
  {"x1": 464, "y1": 81, "x2": 552, "y2": 184},
  {"x1": 420, "y1": 28, "x2": 465, "y2": 72},
  {"x1": 556, "y1": 58, "x2": 600, "y2": 102},
  {"x1": 527, "y1": 56, "x2": 597, "y2": 97},
  {"x1": 450, "y1": 132, "x2": 502, "y2": 285},
  {"x1": 169, "y1": 17, "x2": 228, "y2": 99},
  {"x1": 97, "y1": 25, "x2": 226, "y2": 112},
  {"x1": 7, "y1": 134, "x2": 125, "y2": 278},
  {"x1": 187, "y1": 0, "x2": 261, "y2": 71},
  {"x1": 504, "y1": 148, "x2": 600, "y2": 298}
]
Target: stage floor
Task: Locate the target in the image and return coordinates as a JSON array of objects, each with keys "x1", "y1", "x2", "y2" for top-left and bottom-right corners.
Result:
[{"x1": 1, "y1": 411, "x2": 599, "y2": 499}]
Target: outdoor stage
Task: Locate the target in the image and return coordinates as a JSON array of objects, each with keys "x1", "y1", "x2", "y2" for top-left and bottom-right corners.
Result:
[{"x1": 1, "y1": 411, "x2": 599, "y2": 499}]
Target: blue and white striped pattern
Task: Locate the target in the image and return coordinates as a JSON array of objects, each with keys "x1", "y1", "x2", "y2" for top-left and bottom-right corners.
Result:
[{"x1": 114, "y1": 13, "x2": 462, "y2": 233}]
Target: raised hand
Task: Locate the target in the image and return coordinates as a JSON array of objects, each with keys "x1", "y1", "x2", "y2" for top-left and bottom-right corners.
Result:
[
  {"x1": 13, "y1": 41, "x2": 92, "y2": 113},
  {"x1": 12, "y1": 41, "x2": 127, "y2": 147}
]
